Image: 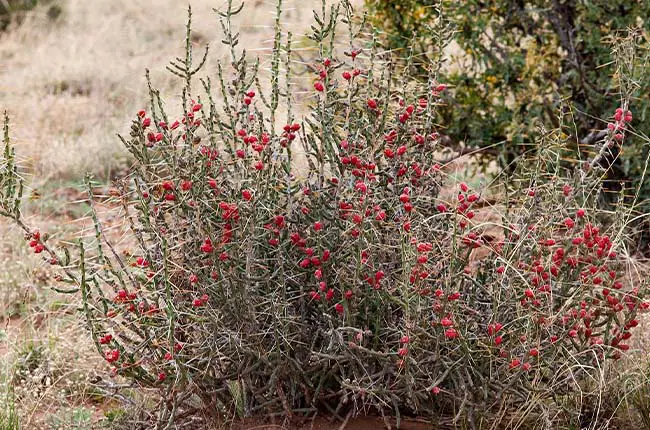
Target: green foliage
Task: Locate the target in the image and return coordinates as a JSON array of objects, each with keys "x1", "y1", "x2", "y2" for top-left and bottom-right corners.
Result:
[
  {"x1": 0, "y1": 384, "x2": 19, "y2": 430},
  {"x1": 0, "y1": 0, "x2": 61, "y2": 31},
  {"x1": 46, "y1": 407, "x2": 93, "y2": 430},
  {"x1": 0, "y1": 401, "x2": 19, "y2": 430},
  {"x1": 366, "y1": 0, "x2": 650, "y2": 240},
  {"x1": 11, "y1": 342, "x2": 47, "y2": 386}
]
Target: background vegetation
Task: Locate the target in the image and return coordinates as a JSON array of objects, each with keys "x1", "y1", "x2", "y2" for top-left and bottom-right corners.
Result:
[{"x1": 367, "y1": 0, "x2": 650, "y2": 250}]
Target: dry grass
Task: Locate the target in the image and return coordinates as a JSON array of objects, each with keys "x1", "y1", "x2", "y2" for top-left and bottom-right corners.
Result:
[
  {"x1": 0, "y1": 0, "x2": 327, "y2": 181},
  {"x1": 0, "y1": 219, "x2": 108, "y2": 429}
]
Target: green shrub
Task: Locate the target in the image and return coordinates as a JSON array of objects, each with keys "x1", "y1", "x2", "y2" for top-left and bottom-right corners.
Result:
[
  {"x1": 2, "y1": 1, "x2": 649, "y2": 428},
  {"x1": 1, "y1": 0, "x2": 61, "y2": 31},
  {"x1": 366, "y1": 0, "x2": 650, "y2": 244}
]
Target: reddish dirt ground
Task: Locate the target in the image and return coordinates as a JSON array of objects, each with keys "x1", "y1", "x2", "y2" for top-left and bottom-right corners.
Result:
[{"x1": 230, "y1": 416, "x2": 437, "y2": 430}]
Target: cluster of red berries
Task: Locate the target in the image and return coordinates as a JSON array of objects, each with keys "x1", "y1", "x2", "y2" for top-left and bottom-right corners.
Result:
[
  {"x1": 28, "y1": 230, "x2": 44, "y2": 254},
  {"x1": 607, "y1": 107, "x2": 633, "y2": 142},
  {"x1": 99, "y1": 333, "x2": 113, "y2": 344},
  {"x1": 104, "y1": 349, "x2": 120, "y2": 363},
  {"x1": 280, "y1": 123, "x2": 300, "y2": 148},
  {"x1": 436, "y1": 182, "x2": 480, "y2": 232},
  {"x1": 434, "y1": 315, "x2": 458, "y2": 340},
  {"x1": 111, "y1": 288, "x2": 160, "y2": 315},
  {"x1": 341, "y1": 68, "x2": 361, "y2": 81},
  {"x1": 234, "y1": 127, "x2": 272, "y2": 171},
  {"x1": 199, "y1": 146, "x2": 220, "y2": 166},
  {"x1": 314, "y1": 54, "x2": 363, "y2": 94},
  {"x1": 114, "y1": 289, "x2": 137, "y2": 303},
  {"x1": 382, "y1": 130, "x2": 437, "y2": 187},
  {"x1": 192, "y1": 294, "x2": 209, "y2": 308},
  {"x1": 313, "y1": 57, "x2": 335, "y2": 92},
  {"x1": 485, "y1": 200, "x2": 648, "y2": 366},
  {"x1": 243, "y1": 90, "x2": 255, "y2": 106},
  {"x1": 137, "y1": 103, "x2": 202, "y2": 148},
  {"x1": 218, "y1": 201, "x2": 240, "y2": 222},
  {"x1": 133, "y1": 256, "x2": 149, "y2": 267},
  {"x1": 200, "y1": 238, "x2": 214, "y2": 254}
]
